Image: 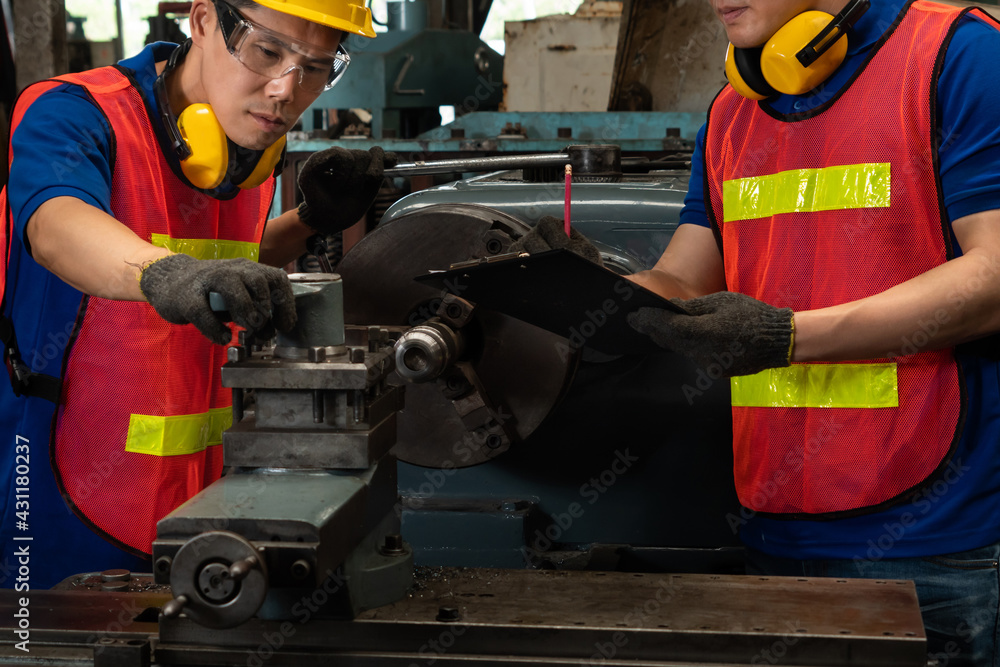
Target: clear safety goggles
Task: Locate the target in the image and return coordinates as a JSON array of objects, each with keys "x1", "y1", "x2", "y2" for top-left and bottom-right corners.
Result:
[{"x1": 213, "y1": 0, "x2": 350, "y2": 93}]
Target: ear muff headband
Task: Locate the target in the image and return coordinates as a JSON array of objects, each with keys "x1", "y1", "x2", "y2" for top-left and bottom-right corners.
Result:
[
  {"x1": 725, "y1": 0, "x2": 870, "y2": 99},
  {"x1": 154, "y1": 40, "x2": 284, "y2": 190}
]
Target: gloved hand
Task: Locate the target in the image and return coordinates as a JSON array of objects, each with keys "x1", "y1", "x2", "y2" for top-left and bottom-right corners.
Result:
[
  {"x1": 511, "y1": 215, "x2": 604, "y2": 266},
  {"x1": 627, "y1": 292, "x2": 794, "y2": 377},
  {"x1": 297, "y1": 146, "x2": 398, "y2": 234},
  {"x1": 139, "y1": 254, "x2": 297, "y2": 345}
]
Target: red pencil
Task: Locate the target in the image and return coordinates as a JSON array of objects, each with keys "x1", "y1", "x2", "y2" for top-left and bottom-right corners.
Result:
[{"x1": 564, "y1": 164, "x2": 572, "y2": 237}]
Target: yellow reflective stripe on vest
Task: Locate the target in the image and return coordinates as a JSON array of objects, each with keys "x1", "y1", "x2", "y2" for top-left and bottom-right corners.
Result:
[
  {"x1": 722, "y1": 163, "x2": 891, "y2": 222},
  {"x1": 731, "y1": 363, "x2": 899, "y2": 408},
  {"x1": 150, "y1": 234, "x2": 260, "y2": 261},
  {"x1": 125, "y1": 407, "x2": 232, "y2": 456}
]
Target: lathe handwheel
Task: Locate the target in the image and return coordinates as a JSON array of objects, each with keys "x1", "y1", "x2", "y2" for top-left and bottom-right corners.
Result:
[{"x1": 167, "y1": 531, "x2": 269, "y2": 629}]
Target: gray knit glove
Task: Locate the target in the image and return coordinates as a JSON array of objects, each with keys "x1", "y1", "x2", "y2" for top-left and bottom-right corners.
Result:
[
  {"x1": 297, "y1": 146, "x2": 398, "y2": 234},
  {"x1": 511, "y1": 216, "x2": 603, "y2": 266},
  {"x1": 140, "y1": 254, "x2": 297, "y2": 345},
  {"x1": 627, "y1": 292, "x2": 794, "y2": 377}
]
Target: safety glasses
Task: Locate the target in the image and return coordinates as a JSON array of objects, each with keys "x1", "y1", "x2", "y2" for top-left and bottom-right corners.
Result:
[{"x1": 213, "y1": 0, "x2": 350, "y2": 93}]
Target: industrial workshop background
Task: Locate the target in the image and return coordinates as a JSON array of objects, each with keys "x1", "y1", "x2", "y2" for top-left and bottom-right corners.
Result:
[{"x1": 4, "y1": 0, "x2": 1000, "y2": 664}]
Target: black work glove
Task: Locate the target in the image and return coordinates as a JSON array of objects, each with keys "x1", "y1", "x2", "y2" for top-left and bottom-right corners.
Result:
[
  {"x1": 627, "y1": 292, "x2": 794, "y2": 377},
  {"x1": 140, "y1": 254, "x2": 297, "y2": 345},
  {"x1": 511, "y1": 215, "x2": 603, "y2": 266},
  {"x1": 297, "y1": 146, "x2": 398, "y2": 234}
]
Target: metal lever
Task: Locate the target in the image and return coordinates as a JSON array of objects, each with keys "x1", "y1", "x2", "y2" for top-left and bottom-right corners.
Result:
[
  {"x1": 208, "y1": 292, "x2": 228, "y2": 313},
  {"x1": 162, "y1": 595, "x2": 188, "y2": 618},
  {"x1": 229, "y1": 556, "x2": 259, "y2": 582},
  {"x1": 306, "y1": 235, "x2": 335, "y2": 274}
]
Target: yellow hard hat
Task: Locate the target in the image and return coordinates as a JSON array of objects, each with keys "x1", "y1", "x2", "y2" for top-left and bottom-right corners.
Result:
[{"x1": 252, "y1": 0, "x2": 376, "y2": 38}]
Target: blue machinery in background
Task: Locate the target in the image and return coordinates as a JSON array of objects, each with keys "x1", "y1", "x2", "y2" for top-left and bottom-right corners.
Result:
[
  {"x1": 290, "y1": 110, "x2": 705, "y2": 156},
  {"x1": 303, "y1": 0, "x2": 504, "y2": 141},
  {"x1": 284, "y1": 0, "x2": 707, "y2": 214}
]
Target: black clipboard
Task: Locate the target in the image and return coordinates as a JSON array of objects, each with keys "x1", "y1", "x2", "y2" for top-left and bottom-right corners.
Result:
[{"x1": 413, "y1": 249, "x2": 687, "y2": 355}]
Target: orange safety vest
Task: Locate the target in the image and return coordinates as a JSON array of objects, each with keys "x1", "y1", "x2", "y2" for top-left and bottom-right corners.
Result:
[
  {"x1": 2, "y1": 65, "x2": 274, "y2": 555},
  {"x1": 704, "y1": 0, "x2": 989, "y2": 518}
]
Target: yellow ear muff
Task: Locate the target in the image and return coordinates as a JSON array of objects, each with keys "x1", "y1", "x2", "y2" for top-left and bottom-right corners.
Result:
[
  {"x1": 726, "y1": 43, "x2": 770, "y2": 101},
  {"x1": 239, "y1": 135, "x2": 286, "y2": 190},
  {"x1": 760, "y1": 10, "x2": 849, "y2": 96},
  {"x1": 176, "y1": 104, "x2": 229, "y2": 191}
]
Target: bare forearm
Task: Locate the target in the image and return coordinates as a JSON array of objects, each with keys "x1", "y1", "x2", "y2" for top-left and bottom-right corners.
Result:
[
  {"x1": 26, "y1": 197, "x2": 170, "y2": 300},
  {"x1": 627, "y1": 224, "x2": 728, "y2": 299},
  {"x1": 259, "y1": 209, "x2": 314, "y2": 268},
  {"x1": 628, "y1": 268, "x2": 709, "y2": 299},
  {"x1": 793, "y1": 249, "x2": 1000, "y2": 361}
]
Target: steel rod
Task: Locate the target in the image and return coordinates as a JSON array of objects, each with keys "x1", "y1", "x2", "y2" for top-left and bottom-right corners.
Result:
[{"x1": 384, "y1": 153, "x2": 570, "y2": 177}]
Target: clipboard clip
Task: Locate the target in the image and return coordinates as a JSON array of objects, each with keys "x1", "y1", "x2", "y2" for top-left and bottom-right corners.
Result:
[{"x1": 447, "y1": 252, "x2": 529, "y2": 271}]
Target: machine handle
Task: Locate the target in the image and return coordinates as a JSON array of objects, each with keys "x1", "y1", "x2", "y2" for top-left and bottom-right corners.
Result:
[{"x1": 209, "y1": 292, "x2": 228, "y2": 313}]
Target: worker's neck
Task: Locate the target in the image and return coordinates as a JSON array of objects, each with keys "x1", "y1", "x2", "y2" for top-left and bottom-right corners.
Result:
[
  {"x1": 815, "y1": 0, "x2": 858, "y2": 17},
  {"x1": 163, "y1": 48, "x2": 205, "y2": 113}
]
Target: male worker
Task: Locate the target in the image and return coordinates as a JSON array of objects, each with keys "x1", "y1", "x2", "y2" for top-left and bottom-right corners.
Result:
[
  {"x1": 523, "y1": 0, "x2": 1000, "y2": 662},
  {"x1": 631, "y1": 0, "x2": 1000, "y2": 662},
  {"x1": 0, "y1": 0, "x2": 394, "y2": 587}
]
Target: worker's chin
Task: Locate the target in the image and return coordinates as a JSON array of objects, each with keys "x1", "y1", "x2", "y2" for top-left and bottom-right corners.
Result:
[
  {"x1": 232, "y1": 134, "x2": 281, "y2": 152},
  {"x1": 724, "y1": 26, "x2": 769, "y2": 49},
  {"x1": 225, "y1": 122, "x2": 283, "y2": 151}
]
